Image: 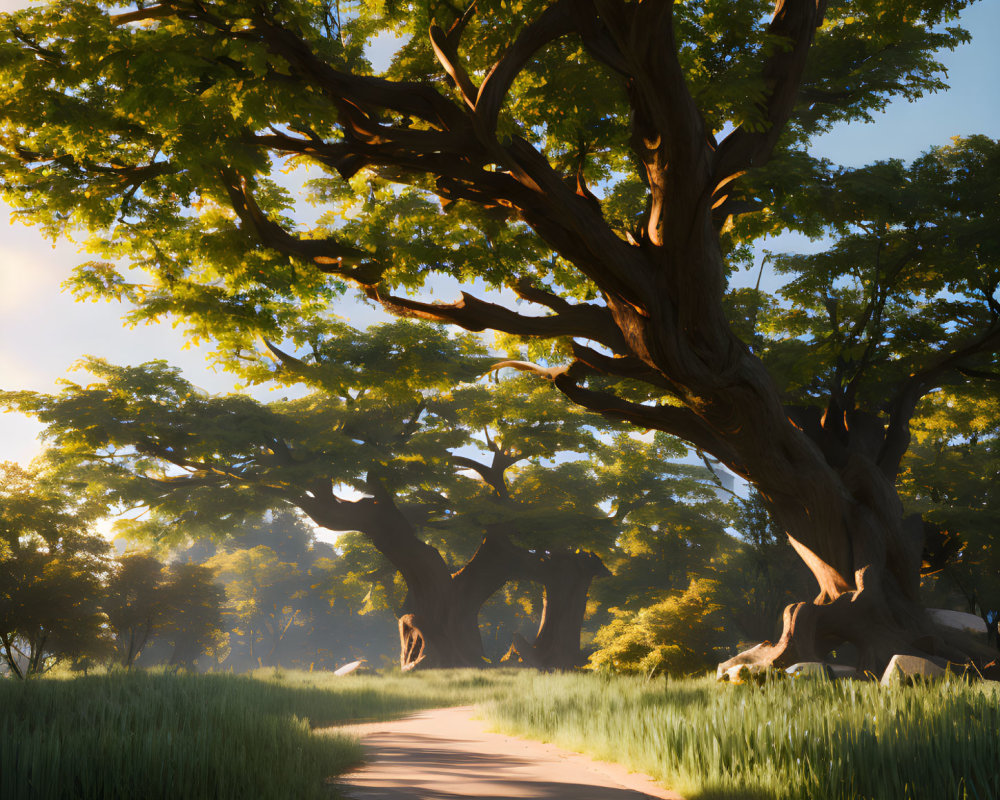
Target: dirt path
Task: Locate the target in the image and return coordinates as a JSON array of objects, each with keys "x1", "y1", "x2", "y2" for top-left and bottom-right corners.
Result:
[{"x1": 331, "y1": 706, "x2": 683, "y2": 800}]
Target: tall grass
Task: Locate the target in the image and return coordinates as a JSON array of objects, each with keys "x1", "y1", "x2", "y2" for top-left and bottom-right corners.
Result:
[
  {"x1": 6, "y1": 668, "x2": 997, "y2": 800},
  {"x1": 481, "y1": 672, "x2": 1000, "y2": 800},
  {"x1": 0, "y1": 668, "x2": 520, "y2": 800}
]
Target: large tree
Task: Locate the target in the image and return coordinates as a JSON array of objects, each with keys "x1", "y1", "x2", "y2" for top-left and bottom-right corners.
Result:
[{"x1": 0, "y1": 0, "x2": 995, "y2": 673}]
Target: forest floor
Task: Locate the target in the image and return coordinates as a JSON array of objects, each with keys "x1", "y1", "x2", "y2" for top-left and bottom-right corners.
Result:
[{"x1": 332, "y1": 705, "x2": 683, "y2": 800}]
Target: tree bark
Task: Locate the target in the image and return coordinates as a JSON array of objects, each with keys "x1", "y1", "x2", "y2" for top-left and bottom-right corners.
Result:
[
  {"x1": 395, "y1": 526, "x2": 529, "y2": 670},
  {"x1": 715, "y1": 407, "x2": 1000, "y2": 677},
  {"x1": 509, "y1": 550, "x2": 611, "y2": 671}
]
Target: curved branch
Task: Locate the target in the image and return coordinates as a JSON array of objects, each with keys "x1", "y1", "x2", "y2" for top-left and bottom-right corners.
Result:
[
  {"x1": 712, "y1": 0, "x2": 828, "y2": 189},
  {"x1": 110, "y1": 4, "x2": 176, "y2": 25},
  {"x1": 366, "y1": 286, "x2": 624, "y2": 350},
  {"x1": 476, "y1": 0, "x2": 576, "y2": 135},
  {"x1": 547, "y1": 370, "x2": 744, "y2": 468},
  {"x1": 491, "y1": 360, "x2": 569, "y2": 381},
  {"x1": 430, "y1": 23, "x2": 478, "y2": 109},
  {"x1": 221, "y1": 170, "x2": 384, "y2": 285},
  {"x1": 568, "y1": 340, "x2": 680, "y2": 392}
]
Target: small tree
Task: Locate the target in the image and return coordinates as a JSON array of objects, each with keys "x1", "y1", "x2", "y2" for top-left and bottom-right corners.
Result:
[
  {"x1": 104, "y1": 551, "x2": 169, "y2": 668},
  {"x1": 0, "y1": 462, "x2": 109, "y2": 678}
]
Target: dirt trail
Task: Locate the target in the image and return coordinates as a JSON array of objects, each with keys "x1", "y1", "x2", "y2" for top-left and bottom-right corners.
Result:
[{"x1": 331, "y1": 705, "x2": 683, "y2": 800}]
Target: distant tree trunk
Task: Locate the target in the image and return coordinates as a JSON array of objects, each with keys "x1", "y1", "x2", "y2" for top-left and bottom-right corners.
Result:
[
  {"x1": 508, "y1": 550, "x2": 611, "y2": 671},
  {"x1": 302, "y1": 487, "x2": 526, "y2": 670}
]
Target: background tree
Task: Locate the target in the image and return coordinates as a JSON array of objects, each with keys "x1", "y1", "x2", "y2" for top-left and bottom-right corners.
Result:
[
  {"x1": 104, "y1": 551, "x2": 169, "y2": 668},
  {"x1": 0, "y1": 462, "x2": 109, "y2": 678},
  {"x1": 898, "y1": 387, "x2": 1000, "y2": 649},
  {"x1": 5, "y1": 321, "x2": 721, "y2": 668},
  {"x1": 156, "y1": 561, "x2": 227, "y2": 669},
  {"x1": 207, "y1": 544, "x2": 303, "y2": 668},
  {"x1": 205, "y1": 509, "x2": 397, "y2": 669},
  {"x1": 0, "y1": 0, "x2": 992, "y2": 675}
]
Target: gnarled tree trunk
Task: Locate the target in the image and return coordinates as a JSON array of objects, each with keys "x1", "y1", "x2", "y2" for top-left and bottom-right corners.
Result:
[
  {"x1": 302, "y1": 486, "x2": 528, "y2": 670},
  {"x1": 396, "y1": 526, "x2": 529, "y2": 670},
  {"x1": 714, "y1": 404, "x2": 999, "y2": 677}
]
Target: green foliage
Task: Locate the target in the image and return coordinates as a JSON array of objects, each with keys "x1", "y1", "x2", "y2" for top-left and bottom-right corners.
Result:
[
  {"x1": 900, "y1": 387, "x2": 1000, "y2": 624},
  {"x1": 483, "y1": 671, "x2": 1000, "y2": 800},
  {"x1": 2, "y1": 320, "x2": 726, "y2": 649},
  {"x1": 589, "y1": 578, "x2": 728, "y2": 677},
  {"x1": 736, "y1": 136, "x2": 1000, "y2": 411},
  {"x1": 0, "y1": 462, "x2": 110, "y2": 678},
  {"x1": 0, "y1": 0, "x2": 974, "y2": 356}
]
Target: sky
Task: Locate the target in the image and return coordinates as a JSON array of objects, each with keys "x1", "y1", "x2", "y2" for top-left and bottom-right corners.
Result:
[{"x1": 1, "y1": 0, "x2": 998, "y2": 469}]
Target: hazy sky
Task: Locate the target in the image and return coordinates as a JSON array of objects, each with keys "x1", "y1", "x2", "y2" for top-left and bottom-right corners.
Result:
[{"x1": 1, "y1": 1, "x2": 998, "y2": 467}]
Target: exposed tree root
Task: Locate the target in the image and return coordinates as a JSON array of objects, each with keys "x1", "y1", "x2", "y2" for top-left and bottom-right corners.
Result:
[{"x1": 719, "y1": 588, "x2": 1000, "y2": 680}]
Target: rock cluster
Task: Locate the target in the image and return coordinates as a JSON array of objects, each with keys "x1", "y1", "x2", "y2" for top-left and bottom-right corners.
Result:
[{"x1": 717, "y1": 654, "x2": 988, "y2": 685}]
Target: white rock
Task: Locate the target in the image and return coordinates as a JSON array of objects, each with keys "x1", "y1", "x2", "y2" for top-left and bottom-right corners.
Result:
[
  {"x1": 333, "y1": 659, "x2": 368, "y2": 676},
  {"x1": 927, "y1": 608, "x2": 988, "y2": 636},
  {"x1": 880, "y1": 654, "x2": 946, "y2": 686}
]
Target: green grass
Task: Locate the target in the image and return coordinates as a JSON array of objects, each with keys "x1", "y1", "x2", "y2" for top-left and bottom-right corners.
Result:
[
  {"x1": 5, "y1": 668, "x2": 998, "y2": 800},
  {"x1": 480, "y1": 671, "x2": 1000, "y2": 800},
  {"x1": 0, "y1": 667, "x2": 520, "y2": 800}
]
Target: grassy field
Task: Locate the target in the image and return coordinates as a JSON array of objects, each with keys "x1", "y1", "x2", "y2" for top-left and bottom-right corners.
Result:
[
  {"x1": 3, "y1": 667, "x2": 998, "y2": 800},
  {"x1": 0, "y1": 667, "x2": 520, "y2": 800},
  {"x1": 481, "y1": 671, "x2": 1000, "y2": 800}
]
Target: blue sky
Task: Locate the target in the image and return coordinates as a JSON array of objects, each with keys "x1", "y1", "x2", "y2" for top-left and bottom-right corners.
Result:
[{"x1": 1, "y1": 0, "x2": 998, "y2": 466}]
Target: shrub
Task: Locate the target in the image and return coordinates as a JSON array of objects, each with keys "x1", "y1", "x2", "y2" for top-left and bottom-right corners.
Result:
[{"x1": 589, "y1": 578, "x2": 726, "y2": 676}]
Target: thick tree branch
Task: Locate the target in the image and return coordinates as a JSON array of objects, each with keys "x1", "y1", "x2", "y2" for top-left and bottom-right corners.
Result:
[
  {"x1": 492, "y1": 362, "x2": 744, "y2": 468},
  {"x1": 712, "y1": 0, "x2": 828, "y2": 190},
  {"x1": 475, "y1": 0, "x2": 575, "y2": 135},
  {"x1": 611, "y1": 0, "x2": 709, "y2": 244},
  {"x1": 451, "y1": 451, "x2": 516, "y2": 499},
  {"x1": 365, "y1": 286, "x2": 625, "y2": 351},
  {"x1": 568, "y1": 339, "x2": 681, "y2": 393},
  {"x1": 451, "y1": 523, "x2": 531, "y2": 606}
]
